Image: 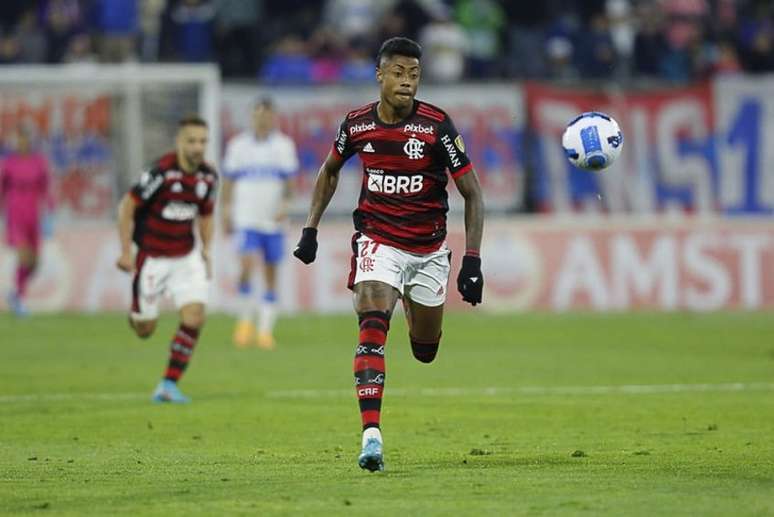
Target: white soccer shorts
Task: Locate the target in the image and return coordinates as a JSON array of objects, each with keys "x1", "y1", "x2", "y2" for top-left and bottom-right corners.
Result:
[
  {"x1": 131, "y1": 249, "x2": 209, "y2": 321},
  {"x1": 348, "y1": 233, "x2": 451, "y2": 307}
]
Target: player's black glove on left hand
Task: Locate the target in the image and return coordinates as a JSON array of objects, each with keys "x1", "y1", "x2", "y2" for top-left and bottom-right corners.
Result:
[
  {"x1": 293, "y1": 227, "x2": 318, "y2": 264},
  {"x1": 457, "y1": 254, "x2": 483, "y2": 306}
]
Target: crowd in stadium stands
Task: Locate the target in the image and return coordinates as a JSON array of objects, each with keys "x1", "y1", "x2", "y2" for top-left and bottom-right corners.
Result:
[{"x1": 0, "y1": 0, "x2": 773, "y2": 82}]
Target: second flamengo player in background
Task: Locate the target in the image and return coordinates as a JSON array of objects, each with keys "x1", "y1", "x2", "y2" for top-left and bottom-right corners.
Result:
[
  {"x1": 220, "y1": 98, "x2": 298, "y2": 350},
  {"x1": 293, "y1": 37, "x2": 485, "y2": 472},
  {"x1": 116, "y1": 116, "x2": 218, "y2": 403}
]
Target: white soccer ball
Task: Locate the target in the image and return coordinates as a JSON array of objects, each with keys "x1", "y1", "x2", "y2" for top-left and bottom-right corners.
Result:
[{"x1": 561, "y1": 111, "x2": 623, "y2": 171}]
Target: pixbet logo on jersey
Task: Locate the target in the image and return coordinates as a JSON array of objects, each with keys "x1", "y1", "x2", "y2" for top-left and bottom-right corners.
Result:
[
  {"x1": 350, "y1": 121, "x2": 376, "y2": 135},
  {"x1": 367, "y1": 169, "x2": 423, "y2": 194},
  {"x1": 404, "y1": 123, "x2": 434, "y2": 135}
]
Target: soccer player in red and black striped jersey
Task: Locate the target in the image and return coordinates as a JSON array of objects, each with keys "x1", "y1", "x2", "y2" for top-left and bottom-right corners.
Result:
[
  {"x1": 293, "y1": 37, "x2": 485, "y2": 472},
  {"x1": 115, "y1": 116, "x2": 218, "y2": 404}
]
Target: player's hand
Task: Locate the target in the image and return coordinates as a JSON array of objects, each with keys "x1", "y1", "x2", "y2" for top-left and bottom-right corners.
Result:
[
  {"x1": 201, "y1": 249, "x2": 212, "y2": 279},
  {"x1": 293, "y1": 227, "x2": 318, "y2": 264},
  {"x1": 457, "y1": 254, "x2": 483, "y2": 306},
  {"x1": 116, "y1": 251, "x2": 135, "y2": 273}
]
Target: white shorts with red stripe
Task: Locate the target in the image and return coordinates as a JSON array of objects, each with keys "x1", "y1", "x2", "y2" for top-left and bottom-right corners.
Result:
[
  {"x1": 131, "y1": 249, "x2": 209, "y2": 321},
  {"x1": 348, "y1": 233, "x2": 451, "y2": 307}
]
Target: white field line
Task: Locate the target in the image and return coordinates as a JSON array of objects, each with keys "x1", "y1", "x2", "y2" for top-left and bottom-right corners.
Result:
[
  {"x1": 266, "y1": 382, "x2": 774, "y2": 399},
  {"x1": 0, "y1": 392, "x2": 146, "y2": 403},
  {"x1": 1, "y1": 382, "x2": 773, "y2": 404}
]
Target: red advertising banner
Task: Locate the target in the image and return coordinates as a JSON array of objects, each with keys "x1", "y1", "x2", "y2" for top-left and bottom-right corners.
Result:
[
  {"x1": 0, "y1": 92, "x2": 115, "y2": 220},
  {"x1": 526, "y1": 81, "x2": 723, "y2": 214}
]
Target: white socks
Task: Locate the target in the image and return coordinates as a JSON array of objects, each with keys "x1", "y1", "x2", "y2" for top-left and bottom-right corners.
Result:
[
  {"x1": 258, "y1": 301, "x2": 277, "y2": 335},
  {"x1": 362, "y1": 427, "x2": 382, "y2": 447}
]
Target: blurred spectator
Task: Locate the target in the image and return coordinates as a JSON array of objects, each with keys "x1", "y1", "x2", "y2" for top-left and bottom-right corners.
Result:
[
  {"x1": 657, "y1": 0, "x2": 709, "y2": 81},
  {"x1": 324, "y1": 0, "x2": 395, "y2": 42},
  {"x1": 308, "y1": 28, "x2": 345, "y2": 83},
  {"x1": 340, "y1": 38, "x2": 375, "y2": 83},
  {"x1": 63, "y1": 32, "x2": 97, "y2": 64},
  {"x1": 503, "y1": 3, "x2": 552, "y2": 79},
  {"x1": 418, "y1": 7, "x2": 467, "y2": 83},
  {"x1": 575, "y1": 12, "x2": 617, "y2": 79},
  {"x1": 737, "y1": 1, "x2": 774, "y2": 73},
  {"x1": 168, "y1": 0, "x2": 215, "y2": 62},
  {"x1": 214, "y1": 0, "x2": 262, "y2": 77},
  {"x1": 633, "y1": 3, "x2": 669, "y2": 78},
  {"x1": 454, "y1": 0, "x2": 505, "y2": 78},
  {"x1": 40, "y1": 0, "x2": 84, "y2": 63},
  {"x1": 0, "y1": 32, "x2": 21, "y2": 64},
  {"x1": 708, "y1": 39, "x2": 742, "y2": 76},
  {"x1": 140, "y1": 0, "x2": 166, "y2": 62},
  {"x1": 606, "y1": 0, "x2": 634, "y2": 78},
  {"x1": 0, "y1": 1, "x2": 772, "y2": 82},
  {"x1": 91, "y1": 0, "x2": 138, "y2": 62},
  {"x1": 13, "y1": 9, "x2": 48, "y2": 63},
  {"x1": 260, "y1": 35, "x2": 313, "y2": 84},
  {"x1": 373, "y1": 10, "x2": 409, "y2": 57},
  {"x1": 546, "y1": 36, "x2": 578, "y2": 81},
  {"x1": 390, "y1": 0, "x2": 433, "y2": 42}
]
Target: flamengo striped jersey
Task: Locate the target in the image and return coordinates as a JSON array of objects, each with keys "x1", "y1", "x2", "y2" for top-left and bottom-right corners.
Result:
[
  {"x1": 332, "y1": 100, "x2": 473, "y2": 254},
  {"x1": 129, "y1": 152, "x2": 218, "y2": 257}
]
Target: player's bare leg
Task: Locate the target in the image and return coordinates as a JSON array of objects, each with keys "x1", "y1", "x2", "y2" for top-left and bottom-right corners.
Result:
[
  {"x1": 233, "y1": 254, "x2": 256, "y2": 348},
  {"x1": 403, "y1": 298, "x2": 444, "y2": 363},
  {"x1": 153, "y1": 302, "x2": 206, "y2": 404},
  {"x1": 256, "y1": 262, "x2": 278, "y2": 349},
  {"x1": 9, "y1": 245, "x2": 38, "y2": 316},
  {"x1": 353, "y1": 281, "x2": 400, "y2": 472}
]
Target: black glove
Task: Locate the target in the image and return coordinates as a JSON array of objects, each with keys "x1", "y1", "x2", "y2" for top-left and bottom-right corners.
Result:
[
  {"x1": 293, "y1": 227, "x2": 318, "y2": 264},
  {"x1": 457, "y1": 254, "x2": 483, "y2": 306}
]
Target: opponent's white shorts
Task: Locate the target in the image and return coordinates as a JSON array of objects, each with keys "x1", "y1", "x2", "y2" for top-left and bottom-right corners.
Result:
[
  {"x1": 347, "y1": 233, "x2": 451, "y2": 307},
  {"x1": 131, "y1": 250, "x2": 209, "y2": 321}
]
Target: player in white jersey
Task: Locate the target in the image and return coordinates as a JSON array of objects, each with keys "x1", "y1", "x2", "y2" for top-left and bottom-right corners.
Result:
[{"x1": 220, "y1": 98, "x2": 299, "y2": 349}]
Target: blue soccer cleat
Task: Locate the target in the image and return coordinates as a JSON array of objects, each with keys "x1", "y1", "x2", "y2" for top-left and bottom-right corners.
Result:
[
  {"x1": 7, "y1": 292, "x2": 29, "y2": 317},
  {"x1": 358, "y1": 437, "x2": 384, "y2": 472},
  {"x1": 151, "y1": 380, "x2": 190, "y2": 404}
]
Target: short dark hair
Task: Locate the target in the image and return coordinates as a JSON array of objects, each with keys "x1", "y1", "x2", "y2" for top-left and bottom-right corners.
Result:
[
  {"x1": 254, "y1": 96, "x2": 274, "y2": 110},
  {"x1": 376, "y1": 37, "x2": 422, "y2": 65},
  {"x1": 178, "y1": 115, "x2": 208, "y2": 129}
]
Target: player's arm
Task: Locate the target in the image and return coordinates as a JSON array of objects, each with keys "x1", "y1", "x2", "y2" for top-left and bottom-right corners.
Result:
[
  {"x1": 454, "y1": 169, "x2": 485, "y2": 306},
  {"x1": 293, "y1": 151, "x2": 344, "y2": 264},
  {"x1": 198, "y1": 213, "x2": 215, "y2": 278},
  {"x1": 198, "y1": 174, "x2": 218, "y2": 278},
  {"x1": 438, "y1": 110, "x2": 485, "y2": 305},
  {"x1": 305, "y1": 151, "x2": 343, "y2": 228},
  {"x1": 454, "y1": 170, "x2": 484, "y2": 254},
  {"x1": 219, "y1": 176, "x2": 235, "y2": 233},
  {"x1": 116, "y1": 193, "x2": 138, "y2": 273},
  {"x1": 117, "y1": 168, "x2": 163, "y2": 273}
]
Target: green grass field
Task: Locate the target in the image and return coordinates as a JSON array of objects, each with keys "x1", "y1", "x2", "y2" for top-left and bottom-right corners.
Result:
[{"x1": 1, "y1": 311, "x2": 773, "y2": 516}]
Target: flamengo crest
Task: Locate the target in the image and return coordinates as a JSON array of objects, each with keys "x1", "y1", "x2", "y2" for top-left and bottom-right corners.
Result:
[{"x1": 403, "y1": 137, "x2": 425, "y2": 160}]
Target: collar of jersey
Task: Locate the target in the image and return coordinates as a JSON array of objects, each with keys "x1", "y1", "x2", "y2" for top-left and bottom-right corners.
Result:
[{"x1": 372, "y1": 100, "x2": 419, "y2": 128}]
